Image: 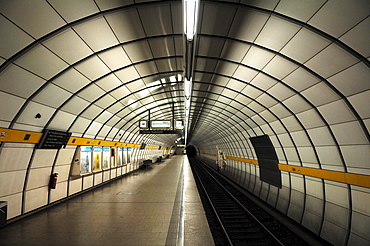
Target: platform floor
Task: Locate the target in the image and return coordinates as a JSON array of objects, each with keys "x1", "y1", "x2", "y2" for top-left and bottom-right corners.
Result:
[{"x1": 0, "y1": 155, "x2": 214, "y2": 246}]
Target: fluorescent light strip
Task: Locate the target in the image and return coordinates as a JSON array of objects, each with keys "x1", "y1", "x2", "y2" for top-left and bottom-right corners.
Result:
[
  {"x1": 184, "y1": 0, "x2": 199, "y2": 41},
  {"x1": 184, "y1": 78, "x2": 192, "y2": 145}
]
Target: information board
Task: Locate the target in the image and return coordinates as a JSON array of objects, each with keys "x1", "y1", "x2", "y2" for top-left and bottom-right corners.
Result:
[
  {"x1": 37, "y1": 129, "x2": 72, "y2": 149},
  {"x1": 139, "y1": 130, "x2": 183, "y2": 134},
  {"x1": 151, "y1": 120, "x2": 171, "y2": 129}
]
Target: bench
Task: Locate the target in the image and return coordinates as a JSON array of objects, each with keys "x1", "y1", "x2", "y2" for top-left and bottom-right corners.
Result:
[{"x1": 141, "y1": 159, "x2": 153, "y2": 169}]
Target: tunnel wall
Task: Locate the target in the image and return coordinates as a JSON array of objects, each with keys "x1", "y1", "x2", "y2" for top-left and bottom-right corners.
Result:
[
  {"x1": 0, "y1": 141, "x2": 168, "y2": 220},
  {"x1": 198, "y1": 151, "x2": 370, "y2": 246}
]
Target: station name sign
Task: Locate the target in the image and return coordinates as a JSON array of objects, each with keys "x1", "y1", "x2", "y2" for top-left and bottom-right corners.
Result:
[{"x1": 139, "y1": 130, "x2": 183, "y2": 135}]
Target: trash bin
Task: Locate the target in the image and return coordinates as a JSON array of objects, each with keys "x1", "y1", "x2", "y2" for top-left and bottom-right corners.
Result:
[{"x1": 0, "y1": 201, "x2": 7, "y2": 228}]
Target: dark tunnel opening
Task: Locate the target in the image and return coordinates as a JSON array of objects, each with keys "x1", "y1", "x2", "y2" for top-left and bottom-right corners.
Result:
[{"x1": 185, "y1": 145, "x2": 197, "y2": 157}]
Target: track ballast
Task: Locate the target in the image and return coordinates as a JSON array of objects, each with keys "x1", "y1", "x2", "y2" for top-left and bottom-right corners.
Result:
[{"x1": 188, "y1": 157, "x2": 312, "y2": 246}]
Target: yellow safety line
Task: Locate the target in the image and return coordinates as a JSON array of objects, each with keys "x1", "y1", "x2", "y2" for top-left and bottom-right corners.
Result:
[{"x1": 200, "y1": 152, "x2": 370, "y2": 188}]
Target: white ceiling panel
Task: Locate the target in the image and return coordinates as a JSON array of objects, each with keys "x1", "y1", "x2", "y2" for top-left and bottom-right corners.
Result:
[
  {"x1": 301, "y1": 82, "x2": 341, "y2": 107},
  {"x1": 305, "y1": 43, "x2": 359, "y2": 79},
  {"x1": 255, "y1": 94, "x2": 278, "y2": 108},
  {"x1": 296, "y1": 109, "x2": 326, "y2": 130},
  {"x1": 270, "y1": 120, "x2": 287, "y2": 135},
  {"x1": 106, "y1": 115, "x2": 121, "y2": 127},
  {"x1": 221, "y1": 89, "x2": 238, "y2": 99},
  {"x1": 214, "y1": 62, "x2": 238, "y2": 77},
  {"x1": 48, "y1": 110, "x2": 77, "y2": 131},
  {"x1": 240, "y1": 0, "x2": 279, "y2": 11},
  {"x1": 233, "y1": 66, "x2": 258, "y2": 83},
  {"x1": 84, "y1": 121, "x2": 103, "y2": 136},
  {"x1": 282, "y1": 116, "x2": 303, "y2": 133},
  {"x1": 200, "y1": 4, "x2": 236, "y2": 37},
  {"x1": 283, "y1": 67, "x2": 321, "y2": 92},
  {"x1": 105, "y1": 9, "x2": 146, "y2": 43},
  {"x1": 95, "y1": 0, "x2": 134, "y2": 11},
  {"x1": 247, "y1": 101, "x2": 265, "y2": 113},
  {"x1": 259, "y1": 109, "x2": 277, "y2": 123},
  {"x1": 135, "y1": 61, "x2": 158, "y2": 77},
  {"x1": 33, "y1": 84, "x2": 72, "y2": 108},
  {"x1": 328, "y1": 63, "x2": 370, "y2": 97},
  {"x1": 341, "y1": 145, "x2": 370, "y2": 171},
  {"x1": 220, "y1": 40, "x2": 250, "y2": 62},
  {"x1": 155, "y1": 58, "x2": 178, "y2": 73},
  {"x1": 308, "y1": 0, "x2": 370, "y2": 38},
  {"x1": 0, "y1": 92, "x2": 25, "y2": 122},
  {"x1": 280, "y1": 28, "x2": 331, "y2": 64},
  {"x1": 115, "y1": 66, "x2": 140, "y2": 83},
  {"x1": 108, "y1": 103, "x2": 126, "y2": 114},
  {"x1": 52, "y1": 68, "x2": 90, "y2": 93},
  {"x1": 275, "y1": 0, "x2": 325, "y2": 23},
  {"x1": 78, "y1": 84, "x2": 106, "y2": 102},
  {"x1": 61, "y1": 96, "x2": 90, "y2": 115},
  {"x1": 15, "y1": 45, "x2": 68, "y2": 80},
  {"x1": 331, "y1": 121, "x2": 368, "y2": 145},
  {"x1": 263, "y1": 56, "x2": 299, "y2": 80},
  {"x1": 48, "y1": 0, "x2": 100, "y2": 23},
  {"x1": 74, "y1": 56, "x2": 110, "y2": 81},
  {"x1": 226, "y1": 79, "x2": 246, "y2": 91},
  {"x1": 17, "y1": 101, "x2": 56, "y2": 127},
  {"x1": 283, "y1": 94, "x2": 312, "y2": 114},
  {"x1": 98, "y1": 46, "x2": 132, "y2": 70},
  {"x1": 255, "y1": 16, "x2": 301, "y2": 51},
  {"x1": 138, "y1": 4, "x2": 173, "y2": 37},
  {"x1": 123, "y1": 41, "x2": 153, "y2": 63},
  {"x1": 241, "y1": 85, "x2": 263, "y2": 99},
  {"x1": 340, "y1": 16, "x2": 370, "y2": 57},
  {"x1": 149, "y1": 37, "x2": 176, "y2": 57},
  {"x1": 348, "y1": 90, "x2": 370, "y2": 119},
  {"x1": 95, "y1": 110, "x2": 114, "y2": 123},
  {"x1": 125, "y1": 80, "x2": 147, "y2": 93},
  {"x1": 95, "y1": 74, "x2": 123, "y2": 92},
  {"x1": 197, "y1": 36, "x2": 224, "y2": 57},
  {"x1": 43, "y1": 28, "x2": 93, "y2": 65},
  {"x1": 318, "y1": 100, "x2": 356, "y2": 125},
  {"x1": 267, "y1": 83, "x2": 295, "y2": 101},
  {"x1": 269, "y1": 104, "x2": 292, "y2": 119},
  {"x1": 80, "y1": 104, "x2": 103, "y2": 120},
  {"x1": 241, "y1": 46, "x2": 275, "y2": 70},
  {"x1": 95, "y1": 95, "x2": 116, "y2": 109},
  {"x1": 316, "y1": 146, "x2": 343, "y2": 166},
  {"x1": 1, "y1": 0, "x2": 65, "y2": 39},
  {"x1": 229, "y1": 8, "x2": 269, "y2": 42},
  {"x1": 195, "y1": 58, "x2": 218, "y2": 73},
  {"x1": 0, "y1": 15, "x2": 34, "y2": 59},
  {"x1": 250, "y1": 73, "x2": 277, "y2": 91},
  {"x1": 0, "y1": 65, "x2": 45, "y2": 98},
  {"x1": 110, "y1": 85, "x2": 132, "y2": 100},
  {"x1": 73, "y1": 16, "x2": 118, "y2": 52}
]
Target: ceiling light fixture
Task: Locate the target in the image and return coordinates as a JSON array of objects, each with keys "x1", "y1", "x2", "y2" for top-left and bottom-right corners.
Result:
[
  {"x1": 183, "y1": 0, "x2": 199, "y2": 41},
  {"x1": 184, "y1": 78, "x2": 192, "y2": 145}
]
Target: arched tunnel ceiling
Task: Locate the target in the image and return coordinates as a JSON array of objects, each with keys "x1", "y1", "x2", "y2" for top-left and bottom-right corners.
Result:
[{"x1": 1, "y1": 1, "x2": 369, "y2": 172}]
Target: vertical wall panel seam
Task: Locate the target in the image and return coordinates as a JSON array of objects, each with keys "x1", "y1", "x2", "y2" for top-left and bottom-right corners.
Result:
[{"x1": 21, "y1": 148, "x2": 36, "y2": 215}]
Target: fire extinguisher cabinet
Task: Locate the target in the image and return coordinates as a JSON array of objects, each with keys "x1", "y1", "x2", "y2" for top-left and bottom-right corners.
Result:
[{"x1": 0, "y1": 201, "x2": 7, "y2": 228}]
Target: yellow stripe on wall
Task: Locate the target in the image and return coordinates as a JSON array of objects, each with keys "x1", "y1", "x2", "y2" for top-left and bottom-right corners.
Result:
[
  {"x1": 0, "y1": 128, "x2": 42, "y2": 144},
  {"x1": 0, "y1": 128, "x2": 163, "y2": 150},
  {"x1": 200, "y1": 152, "x2": 370, "y2": 189}
]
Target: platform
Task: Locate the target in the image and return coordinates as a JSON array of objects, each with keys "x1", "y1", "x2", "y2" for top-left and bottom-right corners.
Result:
[{"x1": 0, "y1": 155, "x2": 214, "y2": 246}]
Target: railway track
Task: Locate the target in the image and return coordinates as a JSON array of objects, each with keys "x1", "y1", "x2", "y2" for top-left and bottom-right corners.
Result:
[{"x1": 189, "y1": 157, "x2": 312, "y2": 246}]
